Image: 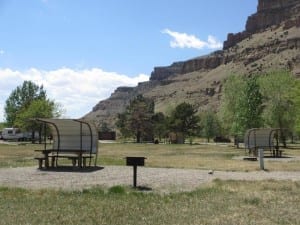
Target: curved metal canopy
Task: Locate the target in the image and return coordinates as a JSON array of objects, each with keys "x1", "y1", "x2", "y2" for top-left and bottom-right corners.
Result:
[{"x1": 35, "y1": 118, "x2": 98, "y2": 154}]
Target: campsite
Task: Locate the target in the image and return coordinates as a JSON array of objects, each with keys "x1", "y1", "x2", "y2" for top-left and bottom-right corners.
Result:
[
  {"x1": 1, "y1": 0, "x2": 300, "y2": 224},
  {"x1": 0, "y1": 140, "x2": 300, "y2": 225}
]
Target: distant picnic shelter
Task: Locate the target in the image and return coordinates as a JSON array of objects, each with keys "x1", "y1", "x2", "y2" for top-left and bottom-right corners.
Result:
[
  {"x1": 244, "y1": 128, "x2": 283, "y2": 157},
  {"x1": 35, "y1": 118, "x2": 98, "y2": 168}
]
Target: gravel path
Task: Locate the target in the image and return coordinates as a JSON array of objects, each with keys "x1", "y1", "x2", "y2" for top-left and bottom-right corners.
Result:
[{"x1": 1, "y1": 166, "x2": 300, "y2": 193}]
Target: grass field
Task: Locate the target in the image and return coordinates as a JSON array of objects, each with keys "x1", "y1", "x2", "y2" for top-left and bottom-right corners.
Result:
[
  {"x1": 0, "y1": 141, "x2": 299, "y2": 225},
  {"x1": 0, "y1": 141, "x2": 300, "y2": 171},
  {"x1": 0, "y1": 180, "x2": 299, "y2": 225},
  {"x1": 98, "y1": 142, "x2": 300, "y2": 171}
]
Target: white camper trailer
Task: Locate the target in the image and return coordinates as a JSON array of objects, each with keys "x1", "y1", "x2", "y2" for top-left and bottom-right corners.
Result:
[
  {"x1": 1, "y1": 128, "x2": 38, "y2": 141},
  {"x1": 2, "y1": 128, "x2": 26, "y2": 141}
]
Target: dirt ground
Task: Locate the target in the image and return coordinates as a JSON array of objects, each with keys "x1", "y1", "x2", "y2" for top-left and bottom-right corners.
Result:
[{"x1": 1, "y1": 166, "x2": 300, "y2": 193}]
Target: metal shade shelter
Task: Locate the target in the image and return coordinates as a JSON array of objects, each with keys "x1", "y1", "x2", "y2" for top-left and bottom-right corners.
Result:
[
  {"x1": 244, "y1": 128, "x2": 281, "y2": 156},
  {"x1": 35, "y1": 118, "x2": 98, "y2": 166}
]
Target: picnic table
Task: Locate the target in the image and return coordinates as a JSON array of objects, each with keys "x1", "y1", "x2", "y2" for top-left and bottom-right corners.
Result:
[
  {"x1": 272, "y1": 148, "x2": 284, "y2": 157},
  {"x1": 34, "y1": 149, "x2": 93, "y2": 169},
  {"x1": 34, "y1": 149, "x2": 52, "y2": 168}
]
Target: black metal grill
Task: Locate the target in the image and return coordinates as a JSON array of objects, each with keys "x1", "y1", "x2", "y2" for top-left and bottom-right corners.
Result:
[{"x1": 125, "y1": 157, "x2": 146, "y2": 188}]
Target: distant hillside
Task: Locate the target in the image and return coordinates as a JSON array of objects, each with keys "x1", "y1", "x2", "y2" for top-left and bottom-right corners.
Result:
[{"x1": 84, "y1": 0, "x2": 300, "y2": 130}]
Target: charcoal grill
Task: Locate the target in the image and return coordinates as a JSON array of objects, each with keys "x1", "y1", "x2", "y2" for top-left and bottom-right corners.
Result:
[{"x1": 125, "y1": 156, "x2": 146, "y2": 187}]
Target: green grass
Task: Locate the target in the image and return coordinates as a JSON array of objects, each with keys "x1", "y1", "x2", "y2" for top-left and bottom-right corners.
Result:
[{"x1": 0, "y1": 180, "x2": 299, "y2": 225}]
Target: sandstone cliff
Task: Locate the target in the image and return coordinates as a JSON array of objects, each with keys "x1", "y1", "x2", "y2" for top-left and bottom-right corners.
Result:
[
  {"x1": 224, "y1": 0, "x2": 300, "y2": 49},
  {"x1": 84, "y1": 0, "x2": 300, "y2": 130},
  {"x1": 150, "y1": 0, "x2": 300, "y2": 80}
]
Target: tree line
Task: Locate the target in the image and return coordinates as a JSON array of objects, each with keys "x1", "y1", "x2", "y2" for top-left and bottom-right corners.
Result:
[
  {"x1": 116, "y1": 70, "x2": 300, "y2": 143},
  {"x1": 116, "y1": 96, "x2": 202, "y2": 143},
  {"x1": 3, "y1": 70, "x2": 300, "y2": 144}
]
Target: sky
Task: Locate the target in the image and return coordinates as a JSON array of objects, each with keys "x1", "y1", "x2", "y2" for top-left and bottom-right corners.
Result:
[{"x1": 0, "y1": 0, "x2": 257, "y2": 122}]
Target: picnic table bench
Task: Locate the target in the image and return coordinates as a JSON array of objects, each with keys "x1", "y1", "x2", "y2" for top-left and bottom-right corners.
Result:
[
  {"x1": 247, "y1": 147, "x2": 284, "y2": 158},
  {"x1": 34, "y1": 149, "x2": 93, "y2": 169}
]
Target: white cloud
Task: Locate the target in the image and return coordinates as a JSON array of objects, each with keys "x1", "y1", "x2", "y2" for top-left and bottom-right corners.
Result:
[
  {"x1": 0, "y1": 50, "x2": 4, "y2": 55},
  {"x1": 0, "y1": 68, "x2": 149, "y2": 121},
  {"x1": 162, "y1": 28, "x2": 222, "y2": 50},
  {"x1": 207, "y1": 35, "x2": 223, "y2": 49}
]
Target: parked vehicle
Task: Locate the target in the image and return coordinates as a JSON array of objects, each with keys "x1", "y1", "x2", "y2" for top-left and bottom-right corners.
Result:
[{"x1": 1, "y1": 128, "x2": 38, "y2": 141}]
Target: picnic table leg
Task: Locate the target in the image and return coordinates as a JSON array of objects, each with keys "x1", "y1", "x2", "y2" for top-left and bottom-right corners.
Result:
[
  {"x1": 78, "y1": 153, "x2": 82, "y2": 168},
  {"x1": 51, "y1": 156, "x2": 56, "y2": 167},
  {"x1": 44, "y1": 153, "x2": 49, "y2": 168},
  {"x1": 71, "y1": 158, "x2": 77, "y2": 167},
  {"x1": 38, "y1": 159, "x2": 43, "y2": 169},
  {"x1": 83, "y1": 157, "x2": 87, "y2": 168}
]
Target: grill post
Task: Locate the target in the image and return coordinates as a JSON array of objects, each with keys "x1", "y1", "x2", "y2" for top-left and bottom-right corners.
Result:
[
  {"x1": 133, "y1": 165, "x2": 137, "y2": 187},
  {"x1": 125, "y1": 157, "x2": 146, "y2": 188}
]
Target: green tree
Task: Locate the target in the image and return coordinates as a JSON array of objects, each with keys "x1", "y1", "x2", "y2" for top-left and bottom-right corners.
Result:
[
  {"x1": 116, "y1": 95, "x2": 154, "y2": 143},
  {"x1": 259, "y1": 70, "x2": 298, "y2": 144},
  {"x1": 242, "y1": 75, "x2": 263, "y2": 129},
  {"x1": 200, "y1": 110, "x2": 220, "y2": 142},
  {"x1": 219, "y1": 75, "x2": 246, "y2": 136},
  {"x1": 4, "y1": 81, "x2": 47, "y2": 126},
  {"x1": 168, "y1": 102, "x2": 200, "y2": 143},
  {"x1": 116, "y1": 113, "x2": 133, "y2": 140},
  {"x1": 15, "y1": 99, "x2": 59, "y2": 142},
  {"x1": 152, "y1": 112, "x2": 168, "y2": 142},
  {"x1": 219, "y1": 75, "x2": 263, "y2": 136},
  {"x1": 0, "y1": 122, "x2": 5, "y2": 131},
  {"x1": 292, "y1": 79, "x2": 300, "y2": 136}
]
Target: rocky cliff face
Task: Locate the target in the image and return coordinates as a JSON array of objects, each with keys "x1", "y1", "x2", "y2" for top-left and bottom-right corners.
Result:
[
  {"x1": 85, "y1": 81, "x2": 160, "y2": 128},
  {"x1": 247, "y1": 0, "x2": 299, "y2": 31},
  {"x1": 150, "y1": 62, "x2": 184, "y2": 81},
  {"x1": 149, "y1": 0, "x2": 300, "y2": 80},
  {"x1": 224, "y1": 0, "x2": 300, "y2": 49},
  {"x1": 84, "y1": 0, "x2": 300, "y2": 130}
]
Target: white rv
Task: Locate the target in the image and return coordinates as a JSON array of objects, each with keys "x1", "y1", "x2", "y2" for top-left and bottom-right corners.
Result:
[{"x1": 1, "y1": 128, "x2": 31, "y2": 141}]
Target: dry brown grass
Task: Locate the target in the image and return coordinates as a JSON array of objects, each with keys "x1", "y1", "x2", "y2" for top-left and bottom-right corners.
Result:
[
  {"x1": 98, "y1": 142, "x2": 300, "y2": 172},
  {"x1": 1, "y1": 141, "x2": 300, "y2": 171},
  {"x1": 0, "y1": 142, "x2": 38, "y2": 167}
]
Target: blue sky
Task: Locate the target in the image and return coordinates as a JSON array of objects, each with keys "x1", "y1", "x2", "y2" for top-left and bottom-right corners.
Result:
[{"x1": 0, "y1": 0, "x2": 257, "y2": 122}]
